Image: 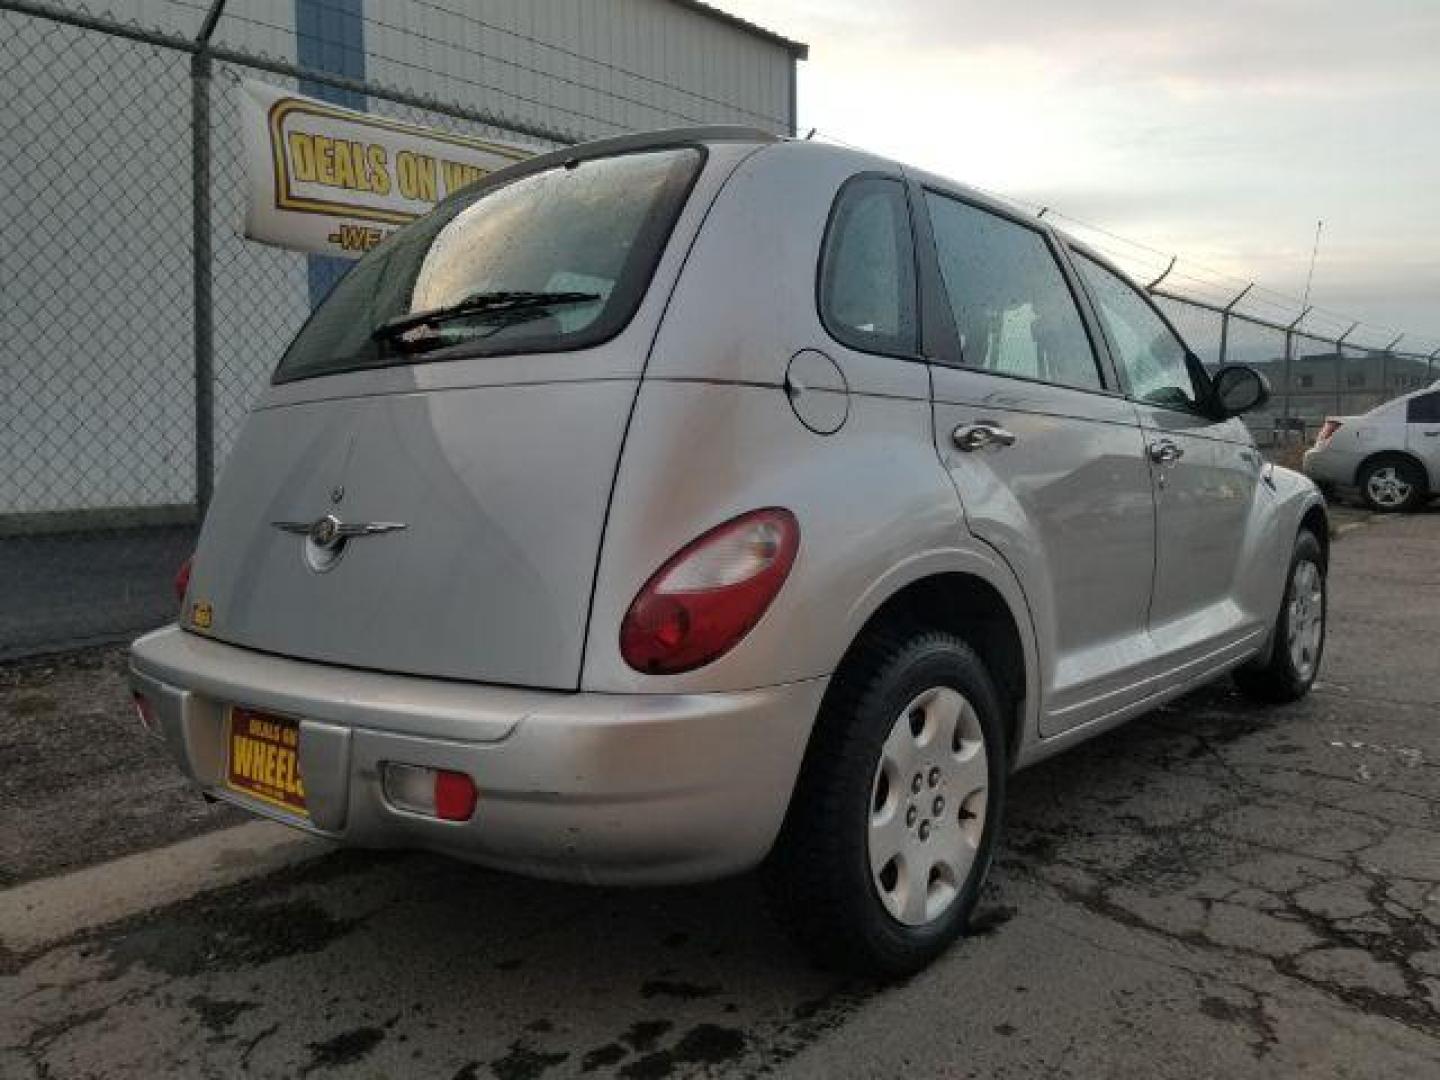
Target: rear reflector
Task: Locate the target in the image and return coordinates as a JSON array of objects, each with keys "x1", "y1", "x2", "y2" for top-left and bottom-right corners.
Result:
[
  {"x1": 174, "y1": 555, "x2": 193, "y2": 603},
  {"x1": 434, "y1": 771, "x2": 478, "y2": 822},
  {"x1": 382, "y1": 762, "x2": 477, "y2": 822},
  {"x1": 132, "y1": 691, "x2": 158, "y2": 736},
  {"x1": 1316, "y1": 419, "x2": 1342, "y2": 444}
]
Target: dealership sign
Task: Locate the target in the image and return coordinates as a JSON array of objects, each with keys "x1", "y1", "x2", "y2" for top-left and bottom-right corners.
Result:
[{"x1": 239, "y1": 80, "x2": 533, "y2": 258}]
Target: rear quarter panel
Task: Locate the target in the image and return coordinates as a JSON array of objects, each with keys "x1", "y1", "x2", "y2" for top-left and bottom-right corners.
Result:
[
  {"x1": 583, "y1": 379, "x2": 1042, "y2": 697},
  {"x1": 1345, "y1": 407, "x2": 1411, "y2": 482}
]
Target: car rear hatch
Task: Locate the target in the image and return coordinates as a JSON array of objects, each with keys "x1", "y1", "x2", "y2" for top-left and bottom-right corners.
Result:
[{"x1": 184, "y1": 138, "x2": 758, "y2": 688}]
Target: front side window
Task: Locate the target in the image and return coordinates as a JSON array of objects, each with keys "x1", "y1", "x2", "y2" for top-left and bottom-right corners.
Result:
[
  {"x1": 1073, "y1": 253, "x2": 1206, "y2": 411},
  {"x1": 818, "y1": 176, "x2": 918, "y2": 356},
  {"x1": 275, "y1": 147, "x2": 704, "y2": 383},
  {"x1": 925, "y1": 192, "x2": 1103, "y2": 392}
]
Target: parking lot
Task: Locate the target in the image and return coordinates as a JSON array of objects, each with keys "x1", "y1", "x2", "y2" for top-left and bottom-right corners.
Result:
[{"x1": 2, "y1": 506, "x2": 1438, "y2": 1079}]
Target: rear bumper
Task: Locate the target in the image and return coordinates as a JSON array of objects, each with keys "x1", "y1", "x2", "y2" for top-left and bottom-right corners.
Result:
[
  {"x1": 1302, "y1": 446, "x2": 1359, "y2": 487},
  {"x1": 129, "y1": 626, "x2": 825, "y2": 884}
]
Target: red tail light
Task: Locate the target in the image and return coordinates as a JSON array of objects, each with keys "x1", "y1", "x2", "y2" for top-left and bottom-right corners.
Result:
[
  {"x1": 1316, "y1": 419, "x2": 1341, "y2": 444},
  {"x1": 174, "y1": 555, "x2": 194, "y2": 603},
  {"x1": 620, "y1": 508, "x2": 800, "y2": 675}
]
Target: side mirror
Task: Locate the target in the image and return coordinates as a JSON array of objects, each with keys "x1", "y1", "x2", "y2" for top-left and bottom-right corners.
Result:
[{"x1": 1211, "y1": 365, "x2": 1270, "y2": 418}]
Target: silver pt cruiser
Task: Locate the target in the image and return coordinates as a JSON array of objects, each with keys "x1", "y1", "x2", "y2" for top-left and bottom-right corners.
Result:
[{"x1": 131, "y1": 127, "x2": 1328, "y2": 975}]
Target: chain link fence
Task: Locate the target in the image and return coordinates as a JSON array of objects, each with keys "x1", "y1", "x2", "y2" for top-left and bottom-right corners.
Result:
[
  {"x1": 3, "y1": 1, "x2": 1436, "y2": 658},
  {"x1": 0, "y1": 0, "x2": 791, "y2": 657},
  {"x1": 1, "y1": 7, "x2": 201, "y2": 658}
]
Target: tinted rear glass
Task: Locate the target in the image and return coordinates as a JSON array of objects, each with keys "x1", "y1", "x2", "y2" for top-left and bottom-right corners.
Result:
[
  {"x1": 275, "y1": 147, "x2": 704, "y2": 383},
  {"x1": 1408, "y1": 391, "x2": 1440, "y2": 423}
]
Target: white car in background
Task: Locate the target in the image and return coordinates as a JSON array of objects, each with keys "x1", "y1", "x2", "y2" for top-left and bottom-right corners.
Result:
[{"x1": 1304, "y1": 381, "x2": 1440, "y2": 512}]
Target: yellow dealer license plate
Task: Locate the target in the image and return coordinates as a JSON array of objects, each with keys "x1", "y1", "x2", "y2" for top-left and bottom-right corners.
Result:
[{"x1": 226, "y1": 706, "x2": 308, "y2": 817}]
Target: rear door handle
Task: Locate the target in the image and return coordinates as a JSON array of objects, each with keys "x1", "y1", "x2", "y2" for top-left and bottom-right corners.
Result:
[
  {"x1": 952, "y1": 422, "x2": 1017, "y2": 452},
  {"x1": 1148, "y1": 439, "x2": 1184, "y2": 465}
]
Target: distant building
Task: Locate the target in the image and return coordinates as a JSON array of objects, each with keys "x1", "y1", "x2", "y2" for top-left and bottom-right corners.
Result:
[{"x1": 1246, "y1": 349, "x2": 1433, "y2": 420}]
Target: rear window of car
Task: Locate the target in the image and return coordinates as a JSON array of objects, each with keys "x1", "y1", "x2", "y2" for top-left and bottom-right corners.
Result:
[
  {"x1": 1407, "y1": 391, "x2": 1440, "y2": 423},
  {"x1": 274, "y1": 146, "x2": 705, "y2": 383}
]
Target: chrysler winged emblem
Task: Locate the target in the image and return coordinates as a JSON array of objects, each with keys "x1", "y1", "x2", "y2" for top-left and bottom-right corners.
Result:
[
  {"x1": 273, "y1": 513, "x2": 406, "y2": 570},
  {"x1": 273, "y1": 513, "x2": 407, "y2": 550}
]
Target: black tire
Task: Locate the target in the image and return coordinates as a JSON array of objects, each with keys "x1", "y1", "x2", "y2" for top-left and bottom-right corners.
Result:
[
  {"x1": 1357, "y1": 455, "x2": 1427, "y2": 513},
  {"x1": 1234, "y1": 530, "x2": 1327, "y2": 704},
  {"x1": 763, "y1": 626, "x2": 1008, "y2": 978}
]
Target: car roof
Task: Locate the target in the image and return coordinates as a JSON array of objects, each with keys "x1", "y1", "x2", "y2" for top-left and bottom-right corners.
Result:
[{"x1": 513, "y1": 131, "x2": 1131, "y2": 288}]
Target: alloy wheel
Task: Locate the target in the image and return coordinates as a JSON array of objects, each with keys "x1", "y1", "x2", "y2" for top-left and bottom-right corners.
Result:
[{"x1": 1366, "y1": 466, "x2": 1412, "y2": 509}]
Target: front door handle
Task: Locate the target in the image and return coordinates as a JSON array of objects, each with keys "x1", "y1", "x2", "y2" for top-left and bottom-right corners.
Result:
[
  {"x1": 952, "y1": 422, "x2": 1017, "y2": 452},
  {"x1": 1148, "y1": 439, "x2": 1184, "y2": 465}
]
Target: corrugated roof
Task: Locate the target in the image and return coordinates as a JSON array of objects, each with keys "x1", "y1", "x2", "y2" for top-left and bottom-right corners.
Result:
[{"x1": 667, "y1": 1, "x2": 809, "y2": 59}]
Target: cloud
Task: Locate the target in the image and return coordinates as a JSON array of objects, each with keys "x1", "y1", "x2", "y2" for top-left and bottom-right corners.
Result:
[
  {"x1": 725, "y1": 0, "x2": 1440, "y2": 340},
  {"x1": 765, "y1": 0, "x2": 1440, "y2": 99}
]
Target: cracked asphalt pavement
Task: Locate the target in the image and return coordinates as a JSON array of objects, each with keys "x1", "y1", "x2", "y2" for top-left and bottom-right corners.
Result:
[{"x1": 2, "y1": 509, "x2": 1437, "y2": 1078}]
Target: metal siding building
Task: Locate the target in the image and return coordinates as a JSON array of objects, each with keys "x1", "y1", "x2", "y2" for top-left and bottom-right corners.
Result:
[
  {"x1": 351, "y1": 0, "x2": 802, "y2": 139},
  {"x1": 0, "y1": 0, "x2": 804, "y2": 519}
]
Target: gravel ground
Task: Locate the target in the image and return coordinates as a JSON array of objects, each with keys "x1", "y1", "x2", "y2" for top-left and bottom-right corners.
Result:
[{"x1": 0, "y1": 646, "x2": 241, "y2": 887}]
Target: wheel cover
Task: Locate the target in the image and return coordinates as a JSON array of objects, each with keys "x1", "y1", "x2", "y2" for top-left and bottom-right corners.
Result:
[
  {"x1": 1366, "y1": 466, "x2": 1411, "y2": 508},
  {"x1": 1286, "y1": 558, "x2": 1325, "y2": 681},
  {"x1": 867, "y1": 686, "x2": 988, "y2": 927}
]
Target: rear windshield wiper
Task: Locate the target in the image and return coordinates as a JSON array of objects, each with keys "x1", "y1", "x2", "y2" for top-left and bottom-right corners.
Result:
[{"x1": 371, "y1": 290, "x2": 601, "y2": 343}]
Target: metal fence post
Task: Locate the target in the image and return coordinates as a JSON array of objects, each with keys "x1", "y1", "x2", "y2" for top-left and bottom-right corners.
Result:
[
  {"x1": 1381, "y1": 335, "x2": 1402, "y2": 397},
  {"x1": 192, "y1": 1, "x2": 227, "y2": 519},
  {"x1": 1145, "y1": 255, "x2": 1177, "y2": 293},
  {"x1": 1282, "y1": 329, "x2": 1292, "y2": 423},
  {"x1": 1335, "y1": 322, "x2": 1359, "y2": 417},
  {"x1": 1282, "y1": 306, "x2": 1311, "y2": 428},
  {"x1": 1217, "y1": 282, "x2": 1252, "y2": 369}
]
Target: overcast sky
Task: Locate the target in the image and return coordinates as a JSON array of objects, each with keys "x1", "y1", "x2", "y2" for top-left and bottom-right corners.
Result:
[{"x1": 726, "y1": 0, "x2": 1440, "y2": 348}]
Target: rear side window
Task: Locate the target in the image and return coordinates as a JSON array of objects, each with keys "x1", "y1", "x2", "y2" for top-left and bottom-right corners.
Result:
[
  {"x1": 818, "y1": 176, "x2": 918, "y2": 356},
  {"x1": 1408, "y1": 392, "x2": 1440, "y2": 423},
  {"x1": 925, "y1": 192, "x2": 1103, "y2": 392},
  {"x1": 275, "y1": 147, "x2": 704, "y2": 383}
]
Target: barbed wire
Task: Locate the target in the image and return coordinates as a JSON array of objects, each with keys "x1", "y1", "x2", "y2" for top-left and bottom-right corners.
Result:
[{"x1": 807, "y1": 129, "x2": 1435, "y2": 355}]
